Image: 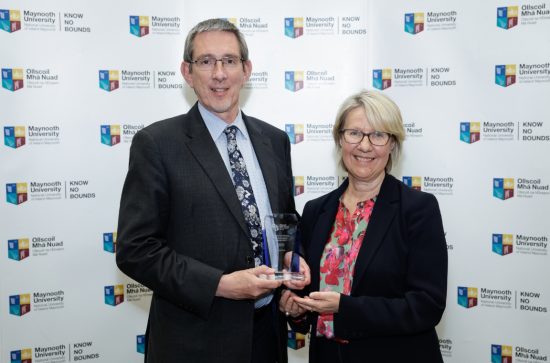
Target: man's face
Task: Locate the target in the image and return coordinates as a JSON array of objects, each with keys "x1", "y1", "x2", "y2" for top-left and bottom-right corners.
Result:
[{"x1": 182, "y1": 31, "x2": 252, "y2": 123}]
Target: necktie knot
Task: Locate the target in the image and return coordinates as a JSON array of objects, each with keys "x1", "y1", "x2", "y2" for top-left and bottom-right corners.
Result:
[{"x1": 224, "y1": 125, "x2": 238, "y2": 141}]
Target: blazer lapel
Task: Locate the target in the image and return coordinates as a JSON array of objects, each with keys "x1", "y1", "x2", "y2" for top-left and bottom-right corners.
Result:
[
  {"x1": 243, "y1": 114, "x2": 280, "y2": 213},
  {"x1": 352, "y1": 175, "x2": 399, "y2": 292},
  {"x1": 181, "y1": 104, "x2": 250, "y2": 237}
]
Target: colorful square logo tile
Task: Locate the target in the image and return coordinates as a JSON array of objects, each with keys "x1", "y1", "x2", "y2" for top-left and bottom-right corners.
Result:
[
  {"x1": 285, "y1": 71, "x2": 304, "y2": 92},
  {"x1": 373, "y1": 68, "x2": 392, "y2": 90},
  {"x1": 457, "y1": 286, "x2": 478, "y2": 308},
  {"x1": 136, "y1": 335, "x2": 146, "y2": 354},
  {"x1": 293, "y1": 176, "x2": 304, "y2": 196},
  {"x1": 4, "y1": 126, "x2": 26, "y2": 148},
  {"x1": 460, "y1": 122, "x2": 480, "y2": 144},
  {"x1": 129, "y1": 16, "x2": 149, "y2": 37},
  {"x1": 493, "y1": 234, "x2": 514, "y2": 256},
  {"x1": 99, "y1": 70, "x2": 119, "y2": 92},
  {"x1": 103, "y1": 232, "x2": 117, "y2": 253},
  {"x1": 8, "y1": 238, "x2": 30, "y2": 261},
  {"x1": 404, "y1": 12, "x2": 424, "y2": 34},
  {"x1": 100, "y1": 125, "x2": 121, "y2": 146},
  {"x1": 495, "y1": 65, "x2": 516, "y2": 87},
  {"x1": 0, "y1": 9, "x2": 21, "y2": 33},
  {"x1": 402, "y1": 176, "x2": 422, "y2": 191},
  {"x1": 104, "y1": 284, "x2": 124, "y2": 306},
  {"x1": 284, "y1": 17, "x2": 304, "y2": 38},
  {"x1": 9, "y1": 293, "x2": 31, "y2": 316},
  {"x1": 493, "y1": 178, "x2": 514, "y2": 200},
  {"x1": 492, "y1": 344, "x2": 513, "y2": 363},
  {"x1": 285, "y1": 124, "x2": 304, "y2": 144},
  {"x1": 6, "y1": 183, "x2": 28, "y2": 205},
  {"x1": 10, "y1": 348, "x2": 32, "y2": 363},
  {"x1": 2, "y1": 68, "x2": 24, "y2": 91},
  {"x1": 497, "y1": 6, "x2": 518, "y2": 29},
  {"x1": 287, "y1": 330, "x2": 306, "y2": 350}
]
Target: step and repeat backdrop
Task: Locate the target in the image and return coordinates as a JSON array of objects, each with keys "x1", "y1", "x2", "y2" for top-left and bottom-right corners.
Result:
[{"x1": 1, "y1": 0, "x2": 549, "y2": 362}]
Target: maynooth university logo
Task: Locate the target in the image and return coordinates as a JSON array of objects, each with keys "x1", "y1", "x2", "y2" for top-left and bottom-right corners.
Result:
[
  {"x1": 4, "y1": 126, "x2": 25, "y2": 148},
  {"x1": 10, "y1": 348, "x2": 32, "y2": 363},
  {"x1": 100, "y1": 125, "x2": 120, "y2": 146},
  {"x1": 285, "y1": 124, "x2": 304, "y2": 144},
  {"x1": 495, "y1": 65, "x2": 516, "y2": 87},
  {"x1": 103, "y1": 232, "x2": 117, "y2": 253},
  {"x1": 2, "y1": 68, "x2": 24, "y2": 91},
  {"x1": 99, "y1": 70, "x2": 119, "y2": 92},
  {"x1": 285, "y1": 17, "x2": 304, "y2": 38},
  {"x1": 373, "y1": 69, "x2": 391, "y2": 90},
  {"x1": 104, "y1": 285, "x2": 124, "y2": 306},
  {"x1": 9, "y1": 293, "x2": 31, "y2": 316},
  {"x1": 285, "y1": 71, "x2": 304, "y2": 92},
  {"x1": 137, "y1": 335, "x2": 146, "y2": 354},
  {"x1": 293, "y1": 176, "x2": 304, "y2": 196},
  {"x1": 8, "y1": 238, "x2": 30, "y2": 261},
  {"x1": 497, "y1": 6, "x2": 519, "y2": 29},
  {"x1": 287, "y1": 330, "x2": 306, "y2": 350},
  {"x1": 0, "y1": 9, "x2": 21, "y2": 33},
  {"x1": 493, "y1": 178, "x2": 514, "y2": 200},
  {"x1": 6, "y1": 183, "x2": 27, "y2": 205},
  {"x1": 457, "y1": 286, "x2": 478, "y2": 308},
  {"x1": 491, "y1": 344, "x2": 513, "y2": 363},
  {"x1": 404, "y1": 12, "x2": 424, "y2": 34},
  {"x1": 402, "y1": 176, "x2": 422, "y2": 191},
  {"x1": 492, "y1": 234, "x2": 513, "y2": 256},
  {"x1": 129, "y1": 16, "x2": 149, "y2": 37},
  {"x1": 460, "y1": 122, "x2": 480, "y2": 144}
]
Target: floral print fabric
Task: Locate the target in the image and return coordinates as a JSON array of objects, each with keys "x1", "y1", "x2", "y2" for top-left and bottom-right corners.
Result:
[
  {"x1": 224, "y1": 126, "x2": 263, "y2": 266},
  {"x1": 316, "y1": 197, "x2": 376, "y2": 339}
]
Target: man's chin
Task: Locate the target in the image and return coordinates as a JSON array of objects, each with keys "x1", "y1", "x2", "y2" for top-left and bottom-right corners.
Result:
[
  {"x1": 202, "y1": 102, "x2": 238, "y2": 121},
  {"x1": 210, "y1": 102, "x2": 235, "y2": 114}
]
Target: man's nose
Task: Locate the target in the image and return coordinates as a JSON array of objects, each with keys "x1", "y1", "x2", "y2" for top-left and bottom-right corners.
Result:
[{"x1": 211, "y1": 60, "x2": 227, "y2": 80}]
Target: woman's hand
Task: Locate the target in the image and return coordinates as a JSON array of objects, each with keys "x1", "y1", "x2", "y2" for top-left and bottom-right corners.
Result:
[
  {"x1": 281, "y1": 252, "x2": 311, "y2": 290},
  {"x1": 293, "y1": 291, "x2": 341, "y2": 314},
  {"x1": 279, "y1": 289, "x2": 308, "y2": 318}
]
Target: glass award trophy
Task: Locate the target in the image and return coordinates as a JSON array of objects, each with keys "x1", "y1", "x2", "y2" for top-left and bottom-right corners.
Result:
[{"x1": 261, "y1": 213, "x2": 304, "y2": 281}]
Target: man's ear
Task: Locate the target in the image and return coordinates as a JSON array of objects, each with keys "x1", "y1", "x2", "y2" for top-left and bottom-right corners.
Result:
[
  {"x1": 181, "y1": 61, "x2": 193, "y2": 88},
  {"x1": 242, "y1": 59, "x2": 252, "y2": 82}
]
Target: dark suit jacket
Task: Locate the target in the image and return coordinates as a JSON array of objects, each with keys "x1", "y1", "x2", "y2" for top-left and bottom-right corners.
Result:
[
  {"x1": 116, "y1": 103, "x2": 295, "y2": 363},
  {"x1": 300, "y1": 174, "x2": 447, "y2": 363}
]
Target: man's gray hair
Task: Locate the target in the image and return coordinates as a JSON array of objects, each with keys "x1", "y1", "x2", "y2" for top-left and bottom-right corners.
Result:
[{"x1": 183, "y1": 18, "x2": 249, "y2": 63}]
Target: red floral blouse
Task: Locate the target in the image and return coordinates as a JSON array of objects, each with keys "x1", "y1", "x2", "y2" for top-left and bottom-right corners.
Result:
[{"x1": 316, "y1": 197, "x2": 376, "y2": 339}]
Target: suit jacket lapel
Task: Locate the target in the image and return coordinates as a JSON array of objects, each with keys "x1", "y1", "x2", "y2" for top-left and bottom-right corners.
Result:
[
  {"x1": 243, "y1": 113, "x2": 280, "y2": 213},
  {"x1": 352, "y1": 175, "x2": 399, "y2": 292},
  {"x1": 181, "y1": 104, "x2": 250, "y2": 237}
]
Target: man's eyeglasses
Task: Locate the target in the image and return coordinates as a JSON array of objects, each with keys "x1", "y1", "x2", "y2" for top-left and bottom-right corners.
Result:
[
  {"x1": 190, "y1": 55, "x2": 244, "y2": 70},
  {"x1": 340, "y1": 129, "x2": 391, "y2": 146}
]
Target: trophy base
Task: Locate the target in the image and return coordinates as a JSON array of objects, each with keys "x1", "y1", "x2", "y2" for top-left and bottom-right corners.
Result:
[{"x1": 260, "y1": 271, "x2": 305, "y2": 281}]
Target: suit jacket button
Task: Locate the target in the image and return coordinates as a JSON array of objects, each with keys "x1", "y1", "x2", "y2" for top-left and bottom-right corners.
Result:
[{"x1": 246, "y1": 256, "x2": 253, "y2": 265}]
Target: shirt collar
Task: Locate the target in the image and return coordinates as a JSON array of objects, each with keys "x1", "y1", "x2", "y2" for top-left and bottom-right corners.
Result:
[{"x1": 198, "y1": 102, "x2": 249, "y2": 141}]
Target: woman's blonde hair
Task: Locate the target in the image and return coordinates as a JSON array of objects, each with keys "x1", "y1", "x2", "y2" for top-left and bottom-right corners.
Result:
[{"x1": 332, "y1": 90, "x2": 405, "y2": 172}]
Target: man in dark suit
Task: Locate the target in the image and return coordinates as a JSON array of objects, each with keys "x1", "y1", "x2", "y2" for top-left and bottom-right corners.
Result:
[{"x1": 116, "y1": 18, "x2": 308, "y2": 363}]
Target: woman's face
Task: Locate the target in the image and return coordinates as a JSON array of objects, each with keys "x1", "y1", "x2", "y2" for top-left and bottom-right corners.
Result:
[{"x1": 340, "y1": 107, "x2": 394, "y2": 184}]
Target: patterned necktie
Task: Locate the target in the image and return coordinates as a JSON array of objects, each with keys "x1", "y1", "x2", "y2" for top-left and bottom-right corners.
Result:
[{"x1": 224, "y1": 126, "x2": 263, "y2": 266}]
